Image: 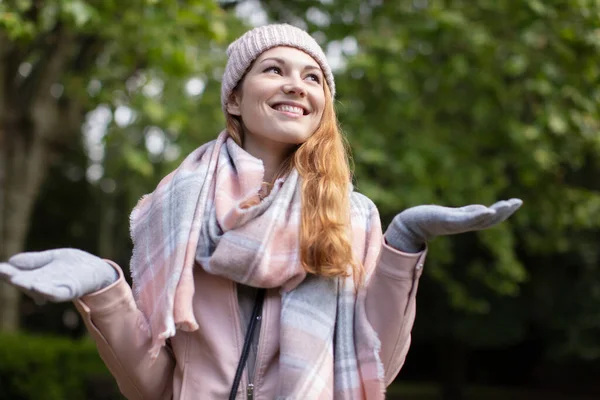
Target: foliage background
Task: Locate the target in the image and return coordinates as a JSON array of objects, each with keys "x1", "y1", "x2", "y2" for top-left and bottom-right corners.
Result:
[{"x1": 1, "y1": 0, "x2": 599, "y2": 399}]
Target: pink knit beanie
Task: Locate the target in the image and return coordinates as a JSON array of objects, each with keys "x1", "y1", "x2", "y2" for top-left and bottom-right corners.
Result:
[{"x1": 221, "y1": 23, "x2": 335, "y2": 113}]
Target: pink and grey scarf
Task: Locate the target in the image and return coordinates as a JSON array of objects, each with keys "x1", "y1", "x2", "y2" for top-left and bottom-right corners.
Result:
[{"x1": 129, "y1": 131, "x2": 385, "y2": 399}]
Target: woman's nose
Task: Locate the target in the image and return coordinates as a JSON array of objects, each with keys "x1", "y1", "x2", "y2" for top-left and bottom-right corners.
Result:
[{"x1": 281, "y1": 77, "x2": 307, "y2": 97}]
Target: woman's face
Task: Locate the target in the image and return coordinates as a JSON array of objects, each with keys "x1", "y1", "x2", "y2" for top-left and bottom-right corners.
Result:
[{"x1": 226, "y1": 46, "x2": 326, "y2": 152}]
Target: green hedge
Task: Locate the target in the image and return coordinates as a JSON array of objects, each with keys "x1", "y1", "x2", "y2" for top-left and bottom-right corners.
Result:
[{"x1": 0, "y1": 333, "x2": 123, "y2": 400}]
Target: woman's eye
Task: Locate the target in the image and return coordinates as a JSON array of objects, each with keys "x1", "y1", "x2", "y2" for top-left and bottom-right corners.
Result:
[
  {"x1": 306, "y1": 73, "x2": 321, "y2": 83},
  {"x1": 264, "y1": 66, "x2": 282, "y2": 74}
]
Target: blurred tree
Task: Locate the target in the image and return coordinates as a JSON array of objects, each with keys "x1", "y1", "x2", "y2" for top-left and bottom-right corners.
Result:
[
  {"x1": 0, "y1": 0, "x2": 240, "y2": 332},
  {"x1": 258, "y1": 0, "x2": 600, "y2": 398},
  {"x1": 2, "y1": 0, "x2": 600, "y2": 396}
]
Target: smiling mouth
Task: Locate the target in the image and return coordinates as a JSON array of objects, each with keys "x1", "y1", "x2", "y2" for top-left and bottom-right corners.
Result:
[{"x1": 271, "y1": 103, "x2": 309, "y2": 116}]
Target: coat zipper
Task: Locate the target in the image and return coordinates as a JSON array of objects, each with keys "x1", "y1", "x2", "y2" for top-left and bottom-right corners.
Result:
[{"x1": 247, "y1": 383, "x2": 255, "y2": 400}]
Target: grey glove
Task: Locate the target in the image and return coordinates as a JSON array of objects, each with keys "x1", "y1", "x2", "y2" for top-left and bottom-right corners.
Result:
[
  {"x1": 0, "y1": 248, "x2": 118, "y2": 302},
  {"x1": 386, "y1": 198, "x2": 523, "y2": 253}
]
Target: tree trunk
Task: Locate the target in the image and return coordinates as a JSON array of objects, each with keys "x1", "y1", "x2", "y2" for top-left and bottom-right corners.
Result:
[
  {"x1": 0, "y1": 24, "x2": 82, "y2": 331},
  {"x1": 0, "y1": 122, "x2": 49, "y2": 331}
]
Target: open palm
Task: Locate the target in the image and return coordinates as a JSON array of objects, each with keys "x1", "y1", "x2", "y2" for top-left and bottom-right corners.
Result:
[{"x1": 0, "y1": 248, "x2": 117, "y2": 302}]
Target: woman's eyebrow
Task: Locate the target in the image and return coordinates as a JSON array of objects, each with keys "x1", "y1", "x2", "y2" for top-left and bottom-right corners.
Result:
[
  {"x1": 304, "y1": 65, "x2": 321, "y2": 72},
  {"x1": 260, "y1": 57, "x2": 321, "y2": 71}
]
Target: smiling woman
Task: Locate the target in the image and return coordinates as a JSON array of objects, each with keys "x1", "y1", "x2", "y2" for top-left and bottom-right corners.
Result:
[
  {"x1": 226, "y1": 46, "x2": 327, "y2": 180},
  {"x1": 0, "y1": 23, "x2": 522, "y2": 400}
]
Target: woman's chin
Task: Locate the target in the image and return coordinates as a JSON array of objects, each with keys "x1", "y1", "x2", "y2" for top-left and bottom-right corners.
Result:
[{"x1": 265, "y1": 129, "x2": 312, "y2": 146}]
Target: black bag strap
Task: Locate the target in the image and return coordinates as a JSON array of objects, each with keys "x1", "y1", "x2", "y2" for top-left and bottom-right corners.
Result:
[{"x1": 229, "y1": 288, "x2": 266, "y2": 400}]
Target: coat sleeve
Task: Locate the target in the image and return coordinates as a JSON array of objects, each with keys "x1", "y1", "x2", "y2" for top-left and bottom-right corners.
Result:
[
  {"x1": 362, "y1": 204, "x2": 427, "y2": 386},
  {"x1": 73, "y1": 261, "x2": 176, "y2": 400}
]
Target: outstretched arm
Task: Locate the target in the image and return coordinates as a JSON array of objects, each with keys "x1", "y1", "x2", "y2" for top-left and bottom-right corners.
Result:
[
  {"x1": 365, "y1": 199, "x2": 522, "y2": 385},
  {"x1": 0, "y1": 249, "x2": 176, "y2": 400},
  {"x1": 385, "y1": 199, "x2": 522, "y2": 253}
]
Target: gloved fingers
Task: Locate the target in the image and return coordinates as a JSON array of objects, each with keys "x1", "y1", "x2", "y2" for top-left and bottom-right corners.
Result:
[
  {"x1": 0, "y1": 262, "x2": 20, "y2": 280},
  {"x1": 8, "y1": 251, "x2": 56, "y2": 270},
  {"x1": 501, "y1": 198, "x2": 523, "y2": 208},
  {"x1": 9, "y1": 271, "x2": 65, "y2": 303},
  {"x1": 488, "y1": 198, "x2": 522, "y2": 214},
  {"x1": 443, "y1": 206, "x2": 495, "y2": 233},
  {"x1": 11, "y1": 269, "x2": 78, "y2": 302},
  {"x1": 31, "y1": 283, "x2": 73, "y2": 303},
  {"x1": 470, "y1": 198, "x2": 523, "y2": 230},
  {"x1": 10, "y1": 279, "x2": 65, "y2": 303},
  {"x1": 9, "y1": 269, "x2": 45, "y2": 290},
  {"x1": 456, "y1": 204, "x2": 490, "y2": 214},
  {"x1": 484, "y1": 198, "x2": 523, "y2": 227}
]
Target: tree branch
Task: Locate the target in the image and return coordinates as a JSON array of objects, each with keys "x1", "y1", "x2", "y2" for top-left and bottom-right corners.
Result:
[
  {"x1": 0, "y1": 31, "x2": 20, "y2": 123},
  {"x1": 217, "y1": 0, "x2": 246, "y2": 11},
  {"x1": 72, "y1": 35, "x2": 104, "y2": 72},
  {"x1": 26, "y1": 27, "x2": 77, "y2": 136},
  {"x1": 52, "y1": 98, "x2": 84, "y2": 145},
  {"x1": 16, "y1": 23, "x2": 64, "y2": 106}
]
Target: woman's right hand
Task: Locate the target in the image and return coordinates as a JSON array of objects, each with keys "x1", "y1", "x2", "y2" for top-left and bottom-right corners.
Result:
[{"x1": 0, "y1": 248, "x2": 118, "y2": 302}]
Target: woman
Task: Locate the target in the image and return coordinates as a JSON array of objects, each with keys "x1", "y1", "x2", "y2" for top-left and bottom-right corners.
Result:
[{"x1": 0, "y1": 24, "x2": 521, "y2": 399}]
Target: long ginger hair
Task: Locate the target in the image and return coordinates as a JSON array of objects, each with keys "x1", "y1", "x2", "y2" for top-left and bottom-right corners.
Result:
[{"x1": 226, "y1": 82, "x2": 360, "y2": 280}]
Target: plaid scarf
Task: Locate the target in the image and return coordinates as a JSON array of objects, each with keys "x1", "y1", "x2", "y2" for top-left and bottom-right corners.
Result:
[{"x1": 129, "y1": 131, "x2": 385, "y2": 399}]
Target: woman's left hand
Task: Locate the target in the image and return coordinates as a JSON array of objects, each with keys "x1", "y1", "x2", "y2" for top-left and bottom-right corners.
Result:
[{"x1": 385, "y1": 198, "x2": 523, "y2": 253}]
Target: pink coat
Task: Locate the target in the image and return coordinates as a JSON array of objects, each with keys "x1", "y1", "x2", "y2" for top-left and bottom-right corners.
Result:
[{"x1": 73, "y1": 241, "x2": 426, "y2": 400}]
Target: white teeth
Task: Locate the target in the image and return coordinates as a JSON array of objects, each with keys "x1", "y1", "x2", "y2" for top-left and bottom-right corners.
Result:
[{"x1": 274, "y1": 104, "x2": 304, "y2": 115}]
